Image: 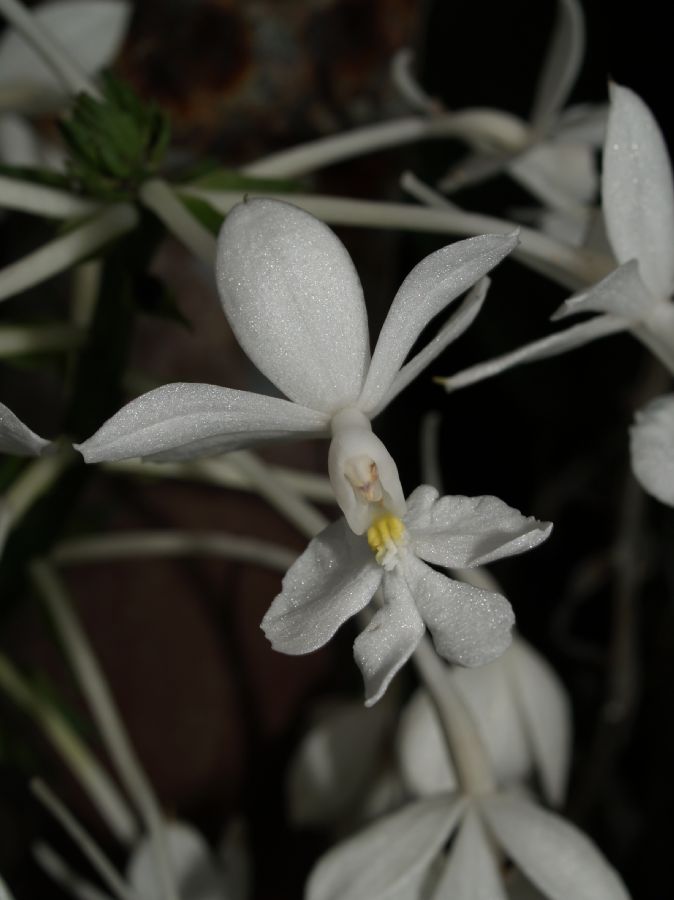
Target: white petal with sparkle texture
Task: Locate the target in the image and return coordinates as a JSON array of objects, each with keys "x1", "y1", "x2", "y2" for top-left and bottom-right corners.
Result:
[
  {"x1": 306, "y1": 795, "x2": 464, "y2": 900},
  {"x1": 530, "y1": 0, "x2": 585, "y2": 129},
  {"x1": 553, "y1": 260, "x2": 657, "y2": 323},
  {"x1": 405, "y1": 486, "x2": 552, "y2": 568},
  {"x1": 215, "y1": 199, "x2": 370, "y2": 413},
  {"x1": 262, "y1": 519, "x2": 382, "y2": 655},
  {"x1": 0, "y1": 1, "x2": 131, "y2": 102},
  {"x1": 629, "y1": 394, "x2": 674, "y2": 506},
  {"x1": 481, "y1": 794, "x2": 630, "y2": 900},
  {"x1": 406, "y1": 555, "x2": 514, "y2": 667},
  {"x1": 432, "y1": 807, "x2": 507, "y2": 900},
  {"x1": 76, "y1": 383, "x2": 329, "y2": 463},
  {"x1": 357, "y1": 232, "x2": 518, "y2": 413},
  {"x1": 354, "y1": 570, "x2": 425, "y2": 706},
  {"x1": 0, "y1": 401, "x2": 49, "y2": 456},
  {"x1": 603, "y1": 84, "x2": 674, "y2": 298}
]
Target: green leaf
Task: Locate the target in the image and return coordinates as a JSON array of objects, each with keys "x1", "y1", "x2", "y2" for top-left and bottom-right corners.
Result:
[
  {"x1": 187, "y1": 167, "x2": 301, "y2": 195},
  {"x1": 180, "y1": 194, "x2": 224, "y2": 235}
]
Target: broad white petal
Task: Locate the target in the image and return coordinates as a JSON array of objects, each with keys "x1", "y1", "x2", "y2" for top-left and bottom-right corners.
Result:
[
  {"x1": 405, "y1": 486, "x2": 551, "y2": 568},
  {"x1": 553, "y1": 260, "x2": 658, "y2": 323},
  {"x1": 432, "y1": 807, "x2": 507, "y2": 900},
  {"x1": 0, "y1": 401, "x2": 49, "y2": 455},
  {"x1": 629, "y1": 394, "x2": 674, "y2": 506},
  {"x1": 287, "y1": 697, "x2": 395, "y2": 826},
  {"x1": 354, "y1": 570, "x2": 425, "y2": 706},
  {"x1": 438, "y1": 315, "x2": 629, "y2": 393},
  {"x1": 76, "y1": 384, "x2": 329, "y2": 463},
  {"x1": 507, "y1": 639, "x2": 571, "y2": 806},
  {"x1": 481, "y1": 794, "x2": 630, "y2": 900},
  {"x1": 0, "y1": 1, "x2": 131, "y2": 99},
  {"x1": 369, "y1": 278, "x2": 490, "y2": 418},
  {"x1": 128, "y1": 821, "x2": 227, "y2": 900},
  {"x1": 603, "y1": 84, "x2": 674, "y2": 297},
  {"x1": 216, "y1": 199, "x2": 369, "y2": 413},
  {"x1": 406, "y1": 556, "x2": 514, "y2": 667},
  {"x1": 509, "y1": 141, "x2": 597, "y2": 210},
  {"x1": 358, "y1": 232, "x2": 518, "y2": 413},
  {"x1": 530, "y1": 0, "x2": 585, "y2": 128},
  {"x1": 262, "y1": 519, "x2": 382, "y2": 655},
  {"x1": 396, "y1": 688, "x2": 458, "y2": 796},
  {"x1": 306, "y1": 795, "x2": 464, "y2": 900}
]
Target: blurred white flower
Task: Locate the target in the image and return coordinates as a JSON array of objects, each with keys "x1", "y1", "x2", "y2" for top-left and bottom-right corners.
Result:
[
  {"x1": 397, "y1": 636, "x2": 571, "y2": 807},
  {"x1": 263, "y1": 484, "x2": 550, "y2": 705},
  {"x1": 78, "y1": 198, "x2": 517, "y2": 533}
]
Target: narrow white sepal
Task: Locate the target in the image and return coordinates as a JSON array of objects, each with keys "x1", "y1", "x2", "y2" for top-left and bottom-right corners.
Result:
[
  {"x1": 0, "y1": 401, "x2": 49, "y2": 456},
  {"x1": 215, "y1": 199, "x2": 370, "y2": 413},
  {"x1": 481, "y1": 794, "x2": 631, "y2": 900},
  {"x1": 358, "y1": 232, "x2": 518, "y2": 413},
  {"x1": 431, "y1": 806, "x2": 507, "y2": 900},
  {"x1": 603, "y1": 84, "x2": 674, "y2": 298},
  {"x1": 629, "y1": 394, "x2": 674, "y2": 506},
  {"x1": 76, "y1": 384, "x2": 329, "y2": 463},
  {"x1": 306, "y1": 795, "x2": 464, "y2": 900},
  {"x1": 530, "y1": 0, "x2": 585, "y2": 129}
]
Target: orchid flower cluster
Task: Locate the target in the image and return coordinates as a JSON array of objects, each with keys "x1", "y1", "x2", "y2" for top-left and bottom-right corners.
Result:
[{"x1": 0, "y1": 0, "x2": 666, "y2": 898}]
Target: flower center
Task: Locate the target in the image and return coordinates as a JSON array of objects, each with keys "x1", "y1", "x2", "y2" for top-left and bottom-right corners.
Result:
[
  {"x1": 367, "y1": 514, "x2": 406, "y2": 570},
  {"x1": 343, "y1": 455, "x2": 383, "y2": 504}
]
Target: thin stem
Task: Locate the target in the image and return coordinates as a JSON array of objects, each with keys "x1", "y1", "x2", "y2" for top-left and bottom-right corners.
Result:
[
  {"x1": 52, "y1": 530, "x2": 296, "y2": 573},
  {"x1": 140, "y1": 178, "x2": 216, "y2": 264},
  {"x1": 0, "y1": 652, "x2": 137, "y2": 844},
  {"x1": 0, "y1": 0, "x2": 99, "y2": 98},
  {"x1": 0, "y1": 323, "x2": 82, "y2": 357},
  {"x1": 31, "y1": 780, "x2": 137, "y2": 900},
  {"x1": 33, "y1": 843, "x2": 113, "y2": 900},
  {"x1": 71, "y1": 260, "x2": 103, "y2": 330},
  {"x1": 4, "y1": 444, "x2": 74, "y2": 524},
  {"x1": 0, "y1": 175, "x2": 98, "y2": 218},
  {"x1": 30, "y1": 561, "x2": 180, "y2": 900}
]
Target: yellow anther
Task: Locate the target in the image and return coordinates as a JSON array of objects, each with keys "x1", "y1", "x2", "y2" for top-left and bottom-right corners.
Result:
[{"x1": 367, "y1": 514, "x2": 406, "y2": 565}]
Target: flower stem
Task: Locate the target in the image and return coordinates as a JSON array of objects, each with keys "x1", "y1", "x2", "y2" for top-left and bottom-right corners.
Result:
[
  {"x1": 0, "y1": 175, "x2": 98, "y2": 218},
  {"x1": 4, "y1": 444, "x2": 74, "y2": 526},
  {"x1": 0, "y1": 323, "x2": 82, "y2": 358},
  {"x1": 140, "y1": 178, "x2": 216, "y2": 264}
]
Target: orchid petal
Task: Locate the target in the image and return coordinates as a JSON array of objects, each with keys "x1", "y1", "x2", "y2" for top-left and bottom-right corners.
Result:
[
  {"x1": 0, "y1": 401, "x2": 49, "y2": 455},
  {"x1": 369, "y1": 278, "x2": 490, "y2": 418},
  {"x1": 555, "y1": 103, "x2": 608, "y2": 146},
  {"x1": 553, "y1": 260, "x2": 657, "y2": 323},
  {"x1": 432, "y1": 807, "x2": 507, "y2": 900},
  {"x1": 405, "y1": 485, "x2": 551, "y2": 568},
  {"x1": 0, "y1": 1, "x2": 131, "y2": 103},
  {"x1": 128, "y1": 821, "x2": 227, "y2": 900},
  {"x1": 354, "y1": 570, "x2": 425, "y2": 706},
  {"x1": 357, "y1": 232, "x2": 518, "y2": 413},
  {"x1": 0, "y1": 113, "x2": 41, "y2": 166},
  {"x1": 509, "y1": 141, "x2": 597, "y2": 210},
  {"x1": 262, "y1": 519, "x2": 382, "y2": 655},
  {"x1": 215, "y1": 199, "x2": 370, "y2": 413},
  {"x1": 406, "y1": 556, "x2": 514, "y2": 667},
  {"x1": 530, "y1": 0, "x2": 585, "y2": 129},
  {"x1": 481, "y1": 794, "x2": 630, "y2": 900},
  {"x1": 396, "y1": 689, "x2": 458, "y2": 796},
  {"x1": 629, "y1": 394, "x2": 674, "y2": 506},
  {"x1": 507, "y1": 639, "x2": 572, "y2": 806},
  {"x1": 76, "y1": 384, "x2": 329, "y2": 463},
  {"x1": 306, "y1": 795, "x2": 464, "y2": 900},
  {"x1": 438, "y1": 315, "x2": 629, "y2": 393},
  {"x1": 603, "y1": 84, "x2": 674, "y2": 297}
]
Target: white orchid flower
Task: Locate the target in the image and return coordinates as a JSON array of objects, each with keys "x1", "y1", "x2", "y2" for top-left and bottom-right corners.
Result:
[
  {"x1": 439, "y1": 85, "x2": 674, "y2": 506},
  {"x1": 263, "y1": 484, "x2": 550, "y2": 705},
  {"x1": 78, "y1": 198, "x2": 518, "y2": 533},
  {"x1": 397, "y1": 636, "x2": 571, "y2": 807}
]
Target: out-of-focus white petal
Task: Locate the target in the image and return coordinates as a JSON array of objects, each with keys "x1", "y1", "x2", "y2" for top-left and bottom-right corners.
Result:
[
  {"x1": 306, "y1": 795, "x2": 464, "y2": 900},
  {"x1": 0, "y1": 1, "x2": 131, "y2": 102},
  {"x1": 555, "y1": 103, "x2": 608, "y2": 146},
  {"x1": 530, "y1": 0, "x2": 585, "y2": 129},
  {"x1": 629, "y1": 394, "x2": 674, "y2": 506},
  {"x1": 355, "y1": 570, "x2": 425, "y2": 706},
  {"x1": 507, "y1": 639, "x2": 571, "y2": 806},
  {"x1": 128, "y1": 821, "x2": 227, "y2": 900},
  {"x1": 396, "y1": 687, "x2": 458, "y2": 796},
  {"x1": 603, "y1": 84, "x2": 674, "y2": 298},
  {"x1": 369, "y1": 278, "x2": 490, "y2": 418},
  {"x1": 438, "y1": 315, "x2": 630, "y2": 393},
  {"x1": 287, "y1": 697, "x2": 395, "y2": 826},
  {"x1": 215, "y1": 199, "x2": 370, "y2": 413},
  {"x1": 431, "y1": 807, "x2": 507, "y2": 900},
  {"x1": 0, "y1": 401, "x2": 49, "y2": 455},
  {"x1": 481, "y1": 794, "x2": 630, "y2": 900},
  {"x1": 406, "y1": 555, "x2": 514, "y2": 667},
  {"x1": 262, "y1": 519, "x2": 382, "y2": 655},
  {"x1": 405, "y1": 486, "x2": 552, "y2": 568},
  {"x1": 553, "y1": 260, "x2": 658, "y2": 323},
  {"x1": 76, "y1": 384, "x2": 328, "y2": 463},
  {"x1": 0, "y1": 113, "x2": 41, "y2": 165},
  {"x1": 357, "y1": 232, "x2": 518, "y2": 413},
  {"x1": 509, "y1": 141, "x2": 597, "y2": 210}
]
